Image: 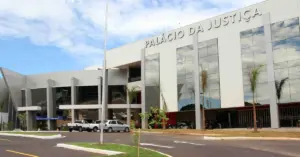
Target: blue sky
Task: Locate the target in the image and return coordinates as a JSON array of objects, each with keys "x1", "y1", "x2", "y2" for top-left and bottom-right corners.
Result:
[{"x1": 0, "y1": 0, "x2": 262, "y2": 75}]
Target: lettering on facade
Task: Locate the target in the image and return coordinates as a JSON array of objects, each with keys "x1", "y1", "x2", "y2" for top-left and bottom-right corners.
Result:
[{"x1": 145, "y1": 8, "x2": 262, "y2": 48}]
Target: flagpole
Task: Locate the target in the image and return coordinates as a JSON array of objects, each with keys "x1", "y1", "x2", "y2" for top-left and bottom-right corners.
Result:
[{"x1": 100, "y1": 0, "x2": 109, "y2": 145}]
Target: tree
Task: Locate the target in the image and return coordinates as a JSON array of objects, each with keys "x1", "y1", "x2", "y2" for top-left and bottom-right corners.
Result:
[
  {"x1": 201, "y1": 70, "x2": 208, "y2": 130},
  {"x1": 126, "y1": 86, "x2": 139, "y2": 104},
  {"x1": 248, "y1": 65, "x2": 264, "y2": 132},
  {"x1": 147, "y1": 106, "x2": 169, "y2": 129},
  {"x1": 275, "y1": 77, "x2": 289, "y2": 103},
  {"x1": 17, "y1": 112, "x2": 27, "y2": 130},
  {"x1": 126, "y1": 86, "x2": 139, "y2": 125}
]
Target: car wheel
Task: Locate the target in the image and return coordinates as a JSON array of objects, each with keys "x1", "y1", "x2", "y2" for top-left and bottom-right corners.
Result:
[
  {"x1": 79, "y1": 127, "x2": 83, "y2": 132},
  {"x1": 93, "y1": 127, "x2": 98, "y2": 132},
  {"x1": 124, "y1": 127, "x2": 129, "y2": 132},
  {"x1": 108, "y1": 127, "x2": 113, "y2": 133},
  {"x1": 69, "y1": 128, "x2": 73, "y2": 132}
]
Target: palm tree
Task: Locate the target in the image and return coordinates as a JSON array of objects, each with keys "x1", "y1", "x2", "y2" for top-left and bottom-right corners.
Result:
[
  {"x1": 126, "y1": 86, "x2": 139, "y2": 125},
  {"x1": 248, "y1": 65, "x2": 263, "y2": 132},
  {"x1": 275, "y1": 77, "x2": 289, "y2": 103},
  {"x1": 201, "y1": 70, "x2": 208, "y2": 130}
]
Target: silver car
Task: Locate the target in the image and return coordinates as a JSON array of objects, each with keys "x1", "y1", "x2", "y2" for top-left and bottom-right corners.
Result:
[{"x1": 97, "y1": 120, "x2": 130, "y2": 133}]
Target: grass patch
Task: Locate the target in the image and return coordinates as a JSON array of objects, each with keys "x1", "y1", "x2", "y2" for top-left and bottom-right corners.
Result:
[
  {"x1": 70, "y1": 143, "x2": 167, "y2": 157},
  {"x1": 2, "y1": 132, "x2": 58, "y2": 136},
  {"x1": 141, "y1": 129, "x2": 300, "y2": 138}
]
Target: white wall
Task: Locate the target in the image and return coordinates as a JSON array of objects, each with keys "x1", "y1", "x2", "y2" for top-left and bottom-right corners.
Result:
[
  {"x1": 106, "y1": 0, "x2": 300, "y2": 111},
  {"x1": 26, "y1": 69, "x2": 128, "y2": 89}
]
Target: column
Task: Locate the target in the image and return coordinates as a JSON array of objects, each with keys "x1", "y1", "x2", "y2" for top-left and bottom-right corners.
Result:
[
  {"x1": 263, "y1": 13, "x2": 279, "y2": 128},
  {"x1": 71, "y1": 77, "x2": 77, "y2": 123},
  {"x1": 193, "y1": 34, "x2": 202, "y2": 130},
  {"x1": 126, "y1": 67, "x2": 131, "y2": 125},
  {"x1": 46, "y1": 79, "x2": 54, "y2": 130},
  {"x1": 25, "y1": 88, "x2": 33, "y2": 130},
  {"x1": 98, "y1": 77, "x2": 102, "y2": 120},
  {"x1": 141, "y1": 48, "x2": 147, "y2": 129}
]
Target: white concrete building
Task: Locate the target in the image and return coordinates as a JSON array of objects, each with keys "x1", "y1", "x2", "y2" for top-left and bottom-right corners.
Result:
[{"x1": 1, "y1": 0, "x2": 300, "y2": 130}]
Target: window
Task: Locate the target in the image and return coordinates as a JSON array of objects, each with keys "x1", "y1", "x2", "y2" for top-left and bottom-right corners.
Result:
[
  {"x1": 271, "y1": 17, "x2": 300, "y2": 104},
  {"x1": 177, "y1": 44, "x2": 196, "y2": 111},
  {"x1": 240, "y1": 26, "x2": 269, "y2": 105},
  {"x1": 145, "y1": 53, "x2": 160, "y2": 112},
  {"x1": 110, "y1": 121, "x2": 117, "y2": 124},
  {"x1": 117, "y1": 121, "x2": 123, "y2": 125},
  {"x1": 198, "y1": 38, "x2": 221, "y2": 109}
]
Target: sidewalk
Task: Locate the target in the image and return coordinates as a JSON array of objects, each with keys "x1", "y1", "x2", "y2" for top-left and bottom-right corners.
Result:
[{"x1": 140, "y1": 128, "x2": 300, "y2": 139}]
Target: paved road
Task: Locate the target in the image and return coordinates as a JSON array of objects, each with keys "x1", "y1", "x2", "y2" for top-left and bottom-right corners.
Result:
[
  {"x1": 0, "y1": 136, "x2": 99, "y2": 157},
  {"x1": 1, "y1": 132, "x2": 300, "y2": 157}
]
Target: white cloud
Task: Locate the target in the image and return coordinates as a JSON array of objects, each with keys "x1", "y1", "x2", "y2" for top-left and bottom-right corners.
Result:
[{"x1": 0, "y1": 0, "x2": 264, "y2": 68}]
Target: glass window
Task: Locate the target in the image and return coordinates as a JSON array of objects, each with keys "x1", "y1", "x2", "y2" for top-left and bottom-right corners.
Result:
[
  {"x1": 290, "y1": 79, "x2": 300, "y2": 102},
  {"x1": 288, "y1": 59, "x2": 300, "y2": 67},
  {"x1": 240, "y1": 36, "x2": 252, "y2": 49},
  {"x1": 198, "y1": 38, "x2": 220, "y2": 109},
  {"x1": 274, "y1": 68, "x2": 289, "y2": 80},
  {"x1": 289, "y1": 66, "x2": 300, "y2": 79},
  {"x1": 252, "y1": 26, "x2": 265, "y2": 46},
  {"x1": 177, "y1": 44, "x2": 195, "y2": 111},
  {"x1": 286, "y1": 25, "x2": 300, "y2": 39},
  {"x1": 242, "y1": 53, "x2": 254, "y2": 69},
  {"x1": 198, "y1": 47, "x2": 207, "y2": 57},
  {"x1": 255, "y1": 83, "x2": 269, "y2": 105},
  {"x1": 207, "y1": 45, "x2": 218, "y2": 56},
  {"x1": 243, "y1": 85, "x2": 253, "y2": 103},
  {"x1": 110, "y1": 121, "x2": 117, "y2": 124},
  {"x1": 284, "y1": 17, "x2": 299, "y2": 27}
]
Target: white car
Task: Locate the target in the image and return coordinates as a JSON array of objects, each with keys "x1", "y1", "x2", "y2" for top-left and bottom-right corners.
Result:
[
  {"x1": 97, "y1": 120, "x2": 130, "y2": 133},
  {"x1": 67, "y1": 119, "x2": 98, "y2": 132}
]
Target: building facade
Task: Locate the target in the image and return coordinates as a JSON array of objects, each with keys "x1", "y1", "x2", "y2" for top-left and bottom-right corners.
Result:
[{"x1": 1, "y1": 0, "x2": 300, "y2": 130}]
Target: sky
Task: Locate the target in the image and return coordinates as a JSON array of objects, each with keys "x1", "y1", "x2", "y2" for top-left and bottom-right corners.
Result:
[{"x1": 0, "y1": 0, "x2": 264, "y2": 75}]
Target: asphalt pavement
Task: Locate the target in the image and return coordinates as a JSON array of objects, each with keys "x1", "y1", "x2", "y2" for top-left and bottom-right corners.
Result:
[{"x1": 0, "y1": 132, "x2": 300, "y2": 157}]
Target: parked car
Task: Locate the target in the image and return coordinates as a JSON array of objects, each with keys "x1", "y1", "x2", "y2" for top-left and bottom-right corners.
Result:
[
  {"x1": 100, "y1": 120, "x2": 130, "y2": 133},
  {"x1": 67, "y1": 119, "x2": 94, "y2": 132}
]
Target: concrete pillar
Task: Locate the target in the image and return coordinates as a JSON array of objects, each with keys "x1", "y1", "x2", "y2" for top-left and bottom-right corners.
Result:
[
  {"x1": 141, "y1": 48, "x2": 148, "y2": 129},
  {"x1": 263, "y1": 13, "x2": 279, "y2": 128},
  {"x1": 46, "y1": 79, "x2": 54, "y2": 130},
  {"x1": 98, "y1": 77, "x2": 102, "y2": 120},
  {"x1": 126, "y1": 67, "x2": 131, "y2": 125},
  {"x1": 25, "y1": 88, "x2": 33, "y2": 130},
  {"x1": 71, "y1": 77, "x2": 77, "y2": 123},
  {"x1": 193, "y1": 34, "x2": 202, "y2": 130}
]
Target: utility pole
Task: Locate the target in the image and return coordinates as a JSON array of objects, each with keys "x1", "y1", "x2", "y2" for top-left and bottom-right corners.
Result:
[{"x1": 100, "y1": 0, "x2": 109, "y2": 145}]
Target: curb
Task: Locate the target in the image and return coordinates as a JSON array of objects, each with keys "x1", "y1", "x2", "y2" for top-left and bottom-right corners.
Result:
[
  {"x1": 56, "y1": 143, "x2": 123, "y2": 156},
  {"x1": 0, "y1": 133, "x2": 65, "y2": 139},
  {"x1": 139, "y1": 131, "x2": 219, "y2": 136},
  {"x1": 203, "y1": 136, "x2": 300, "y2": 141}
]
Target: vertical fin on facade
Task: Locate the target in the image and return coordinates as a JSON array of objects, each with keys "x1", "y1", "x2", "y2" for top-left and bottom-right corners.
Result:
[{"x1": 0, "y1": 67, "x2": 26, "y2": 108}]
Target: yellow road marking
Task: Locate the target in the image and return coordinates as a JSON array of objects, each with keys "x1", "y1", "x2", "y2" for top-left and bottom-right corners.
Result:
[
  {"x1": 0, "y1": 138, "x2": 11, "y2": 142},
  {"x1": 6, "y1": 150, "x2": 39, "y2": 157}
]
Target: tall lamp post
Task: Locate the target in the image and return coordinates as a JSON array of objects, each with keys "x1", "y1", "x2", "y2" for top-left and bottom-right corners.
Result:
[{"x1": 100, "y1": 0, "x2": 109, "y2": 145}]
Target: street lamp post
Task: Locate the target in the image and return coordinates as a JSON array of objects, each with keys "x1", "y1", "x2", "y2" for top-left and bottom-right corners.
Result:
[{"x1": 100, "y1": 0, "x2": 109, "y2": 145}]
